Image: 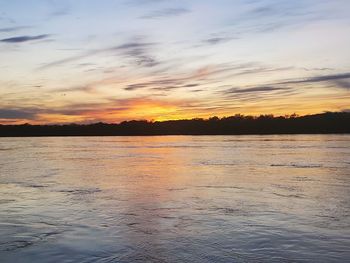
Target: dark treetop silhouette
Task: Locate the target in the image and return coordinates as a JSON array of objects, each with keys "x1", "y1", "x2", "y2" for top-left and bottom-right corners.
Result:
[{"x1": 0, "y1": 112, "x2": 349, "y2": 137}]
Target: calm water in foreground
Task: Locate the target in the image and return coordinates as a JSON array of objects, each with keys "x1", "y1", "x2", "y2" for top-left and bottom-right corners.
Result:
[{"x1": 0, "y1": 135, "x2": 349, "y2": 262}]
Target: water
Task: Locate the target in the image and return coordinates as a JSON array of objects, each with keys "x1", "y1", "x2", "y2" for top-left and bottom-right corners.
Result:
[{"x1": 0, "y1": 135, "x2": 349, "y2": 263}]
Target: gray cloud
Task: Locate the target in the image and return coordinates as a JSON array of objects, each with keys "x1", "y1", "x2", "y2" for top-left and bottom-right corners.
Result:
[
  {"x1": 204, "y1": 37, "x2": 233, "y2": 45},
  {"x1": 221, "y1": 72, "x2": 350, "y2": 99},
  {"x1": 224, "y1": 86, "x2": 287, "y2": 94},
  {"x1": 115, "y1": 42, "x2": 154, "y2": 50},
  {"x1": 114, "y1": 40, "x2": 159, "y2": 67},
  {"x1": 151, "y1": 86, "x2": 179, "y2": 91},
  {"x1": 0, "y1": 26, "x2": 31, "y2": 33},
  {"x1": 234, "y1": 66, "x2": 293, "y2": 76},
  {"x1": 220, "y1": 72, "x2": 350, "y2": 102},
  {"x1": 278, "y1": 72, "x2": 350, "y2": 85},
  {"x1": 183, "y1": 84, "x2": 199, "y2": 88},
  {"x1": 39, "y1": 39, "x2": 159, "y2": 69},
  {"x1": 125, "y1": 83, "x2": 149, "y2": 91},
  {"x1": 54, "y1": 85, "x2": 95, "y2": 93},
  {"x1": 38, "y1": 52, "x2": 96, "y2": 69},
  {"x1": 229, "y1": 1, "x2": 328, "y2": 36},
  {"x1": 124, "y1": 77, "x2": 184, "y2": 92},
  {"x1": 0, "y1": 103, "x2": 106, "y2": 121},
  {"x1": 50, "y1": 8, "x2": 70, "y2": 17},
  {"x1": 333, "y1": 80, "x2": 350, "y2": 90},
  {"x1": 122, "y1": 63, "x2": 275, "y2": 92},
  {"x1": 302, "y1": 67, "x2": 334, "y2": 71},
  {"x1": 0, "y1": 34, "x2": 50, "y2": 43},
  {"x1": 140, "y1": 8, "x2": 190, "y2": 19},
  {"x1": 0, "y1": 108, "x2": 38, "y2": 120}
]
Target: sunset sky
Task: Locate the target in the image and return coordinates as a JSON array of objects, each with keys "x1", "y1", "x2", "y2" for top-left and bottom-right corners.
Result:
[{"x1": 1, "y1": 0, "x2": 350, "y2": 124}]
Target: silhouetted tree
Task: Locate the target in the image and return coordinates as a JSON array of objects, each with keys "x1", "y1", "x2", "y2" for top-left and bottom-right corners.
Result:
[{"x1": 0, "y1": 112, "x2": 349, "y2": 136}]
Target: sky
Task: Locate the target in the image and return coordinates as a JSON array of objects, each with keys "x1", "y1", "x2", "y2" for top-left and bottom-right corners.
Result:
[{"x1": 0, "y1": 0, "x2": 350, "y2": 124}]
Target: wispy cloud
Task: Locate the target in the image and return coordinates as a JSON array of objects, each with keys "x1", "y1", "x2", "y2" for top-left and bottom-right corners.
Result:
[
  {"x1": 39, "y1": 38, "x2": 159, "y2": 69},
  {"x1": 50, "y1": 7, "x2": 70, "y2": 17},
  {"x1": 203, "y1": 37, "x2": 233, "y2": 45},
  {"x1": 140, "y1": 8, "x2": 190, "y2": 19},
  {"x1": 0, "y1": 34, "x2": 50, "y2": 43},
  {"x1": 126, "y1": 0, "x2": 165, "y2": 6},
  {"x1": 221, "y1": 72, "x2": 350, "y2": 99},
  {"x1": 278, "y1": 72, "x2": 350, "y2": 85},
  {"x1": 0, "y1": 26, "x2": 31, "y2": 33},
  {"x1": 229, "y1": 1, "x2": 330, "y2": 36},
  {"x1": 54, "y1": 85, "x2": 96, "y2": 94},
  {"x1": 122, "y1": 62, "x2": 286, "y2": 93},
  {"x1": 224, "y1": 86, "x2": 288, "y2": 94},
  {"x1": 114, "y1": 40, "x2": 159, "y2": 67}
]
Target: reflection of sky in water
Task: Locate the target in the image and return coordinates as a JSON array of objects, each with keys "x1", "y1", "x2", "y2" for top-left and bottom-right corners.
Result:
[{"x1": 1, "y1": 135, "x2": 350, "y2": 262}]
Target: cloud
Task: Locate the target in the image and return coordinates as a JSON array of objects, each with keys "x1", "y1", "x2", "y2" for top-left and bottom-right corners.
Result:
[
  {"x1": 222, "y1": 72, "x2": 350, "y2": 97},
  {"x1": 0, "y1": 108, "x2": 38, "y2": 120},
  {"x1": 124, "y1": 83, "x2": 149, "y2": 91},
  {"x1": 280, "y1": 72, "x2": 350, "y2": 84},
  {"x1": 140, "y1": 8, "x2": 190, "y2": 19},
  {"x1": 38, "y1": 52, "x2": 96, "y2": 69},
  {"x1": 204, "y1": 37, "x2": 233, "y2": 45},
  {"x1": 229, "y1": 1, "x2": 327, "y2": 36},
  {"x1": 39, "y1": 39, "x2": 159, "y2": 69},
  {"x1": 54, "y1": 85, "x2": 96, "y2": 94},
  {"x1": 122, "y1": 63, "x2": 272, "y2": 92},
  {"x1": 0, "y1": 26, "x2": 31, "y2": 33},
  {"x1": 183, "y1": 84, "x2": 199, "y2": 88},
  {"x1": 115, "y1": 42, "x2": 154, "y2": 50},
  {"x1": 126, "y1": 0, "x2": 165, "y2": 6},
  {"x1": 224, "y1": 86, "x2": 288, "y2": 94},
  {"x1": 50, "y1": 8, "x2": 70, "y2": 17},
  {"x1": 302, "y1": 67, "x2": 334, "y2": 71},
  {"x1": 123, "y1": 76, "x2": 188, "y2": 92},
  {"x1": 333, "y1": 80, "x2": 350, "y2": 90},
  {"x1": 151, "y1": 86, "x2": 179, "y2": 91},
  {"x1": 0, "y1": 34, "x2": 50, "y2": 43},
  {"x1": 234, "y1": 66, "x2": 293, "y2": 76},
  {"x1": 221, "y1": 72, "x2": 350, "y2": 100},
  {"x1": 113, "y1": 40, "x2": 159, "y2": 67}
]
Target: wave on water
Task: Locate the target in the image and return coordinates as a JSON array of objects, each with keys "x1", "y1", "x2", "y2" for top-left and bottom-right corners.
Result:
[
  {"x1": 272, "y1": 192, "x2": 304, "y2": 198},
  {"x1": 56, "y1": 187, "x2": 102, "y2": 195},
  {"x1": 0, "y1": 230, "x2": 65, "y2": 252},
  {"x1": 270, "y1": 163, "x2": 323, "y2": 168}
]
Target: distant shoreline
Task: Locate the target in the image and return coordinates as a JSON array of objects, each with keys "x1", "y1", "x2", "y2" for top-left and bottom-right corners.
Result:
[
  {"x1": 0, "y1": 133, "x2": 349, "y2": 138},
  {"x1": 1, "y1": 112, "x2": 350, "y2": 137}
]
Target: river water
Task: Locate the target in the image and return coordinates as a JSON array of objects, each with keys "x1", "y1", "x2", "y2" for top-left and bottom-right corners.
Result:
[{"x1": 0, "y1": 135, "x2": 349, "y2": 262}]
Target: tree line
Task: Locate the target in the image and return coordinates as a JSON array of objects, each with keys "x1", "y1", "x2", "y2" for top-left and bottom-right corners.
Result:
[{"x1": 0, "y1": 112, "x2": 349, "y2": 136}]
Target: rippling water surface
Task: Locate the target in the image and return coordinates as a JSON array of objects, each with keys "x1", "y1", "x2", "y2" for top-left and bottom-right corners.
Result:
[{"x1": 0, "y1": 135, "x2": 349, "y2": 262}]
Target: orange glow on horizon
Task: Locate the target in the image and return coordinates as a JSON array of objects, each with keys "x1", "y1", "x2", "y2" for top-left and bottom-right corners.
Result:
[{"x1": 2, "y1": 93, "x2": 350, "y2": 125}]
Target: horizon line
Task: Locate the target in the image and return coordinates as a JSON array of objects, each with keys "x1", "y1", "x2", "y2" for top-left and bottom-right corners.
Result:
[{"x1": 1, "y1": 111, "x2": 348, "y2": 126}]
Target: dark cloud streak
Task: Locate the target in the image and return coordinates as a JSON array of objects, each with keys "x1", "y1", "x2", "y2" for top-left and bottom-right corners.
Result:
[
  {"x1": 224, "y1": 86, "x2": 288, "y2": 94},
  {"x1": 0, "y1": 109, "x2": 38, "y2": 120},
  {"x1": 140, "y1": 8, "x2": 190, "y2": 19},
  {"x1": 0, "y1": 34, "x2": 50, "y2": 43},
  {"x1": 39, "y1": 39, "x2": 159, "y2": 69},
  {"x1": 278, "y1": 72, "x2": 350, "y2": 85}
]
